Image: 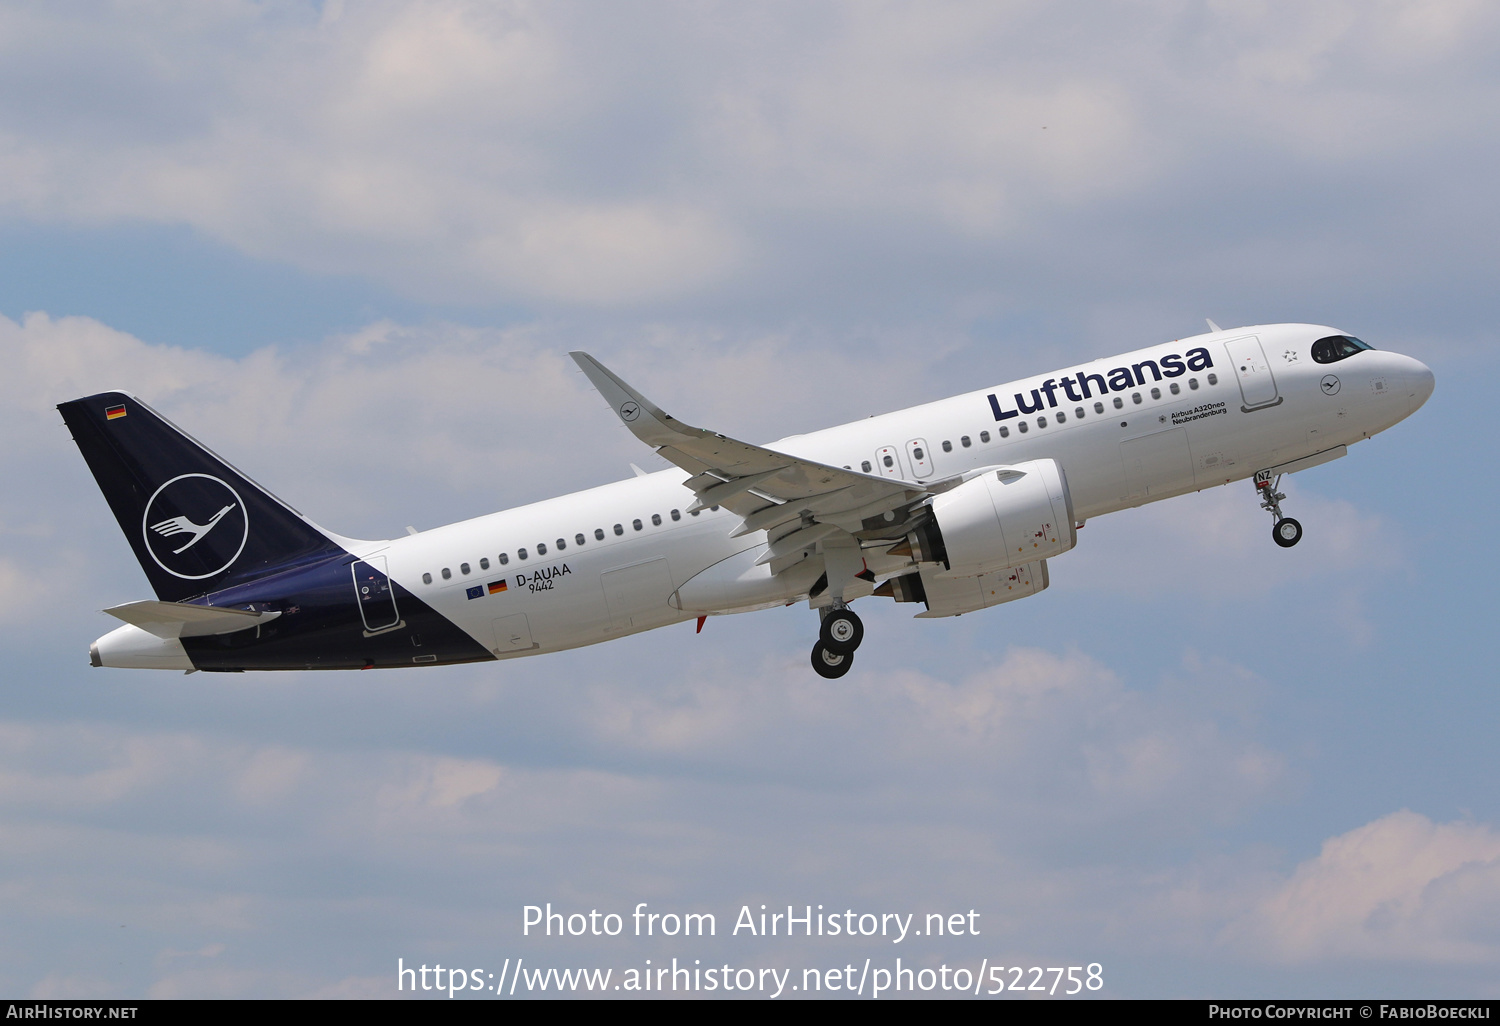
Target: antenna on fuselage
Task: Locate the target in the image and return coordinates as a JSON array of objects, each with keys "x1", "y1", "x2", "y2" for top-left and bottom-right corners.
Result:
[{"x1": 1205, "y1": 318, "x2": 1222, "y2": 333}]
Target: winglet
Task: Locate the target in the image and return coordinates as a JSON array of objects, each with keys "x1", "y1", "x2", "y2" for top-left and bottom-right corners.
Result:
[
  {"x1": 1205, "y1": 318, "x2": 1222, "y2": 333},
  {"x1": 569, "y1": 352, "x2": 691, "y2": 447}
]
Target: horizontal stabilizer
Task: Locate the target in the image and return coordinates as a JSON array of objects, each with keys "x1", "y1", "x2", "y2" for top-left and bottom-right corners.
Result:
[{"x1": 104, "y1": 600, "x2": 280, "y2": 639}]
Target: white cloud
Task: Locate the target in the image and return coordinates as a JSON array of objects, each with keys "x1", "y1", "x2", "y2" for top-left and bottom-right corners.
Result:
[
  {"x1": 1231, "y1": 810, "x2": 1500, "y2": 963},
  {"x1": 0, "y1": 2, "x2": 1493, "y2": 306},
  {"x1": 1063, "y1": 475, "x2": 1396, "y2": 598}
]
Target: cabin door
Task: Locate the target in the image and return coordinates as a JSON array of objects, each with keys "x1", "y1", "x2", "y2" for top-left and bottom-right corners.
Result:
[
  {"x1": 351, "y1": 556, "x2": 402, "y2": 634},
  {"x1": 1224, "y1": 335, "x2": 1280, "y2": 410}
]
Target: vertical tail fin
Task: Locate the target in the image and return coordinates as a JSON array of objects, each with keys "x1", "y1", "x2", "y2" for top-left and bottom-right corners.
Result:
[{"x1": 58, "y1": 392, "x2": 349, "y2": 602}]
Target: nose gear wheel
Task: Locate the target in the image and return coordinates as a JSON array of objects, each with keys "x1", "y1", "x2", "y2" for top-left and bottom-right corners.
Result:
[{"x1": 1273, "y1": 517, "x2": 1303, "y2": 547}]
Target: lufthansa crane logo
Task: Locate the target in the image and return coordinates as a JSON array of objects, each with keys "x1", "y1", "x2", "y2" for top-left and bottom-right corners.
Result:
[
  {"x1": 619, "y1": 401, "x2": 641, "y2": 422},
  {"x1": 141, "y1": 474, "x2": 249, "y2": 580}
]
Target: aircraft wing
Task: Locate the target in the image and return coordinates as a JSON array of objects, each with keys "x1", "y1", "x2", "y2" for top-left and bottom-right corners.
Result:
[{"x1": 571, "y1": 352, "x2": 929, "y2": 571}]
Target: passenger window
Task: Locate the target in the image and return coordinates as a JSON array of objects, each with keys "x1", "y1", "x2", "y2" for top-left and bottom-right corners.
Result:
[
  {"x1": 1113, "y1": 397, "x2": 1124, "y2": 409},
  {"x1": 941, "y1": 440, "x2": 952, "y2": 452},
  {"x1": 1094, "y1": 401, "x2": 1105, "y2": 413},
  {"x1": 613, "y1": 524, "x2": 624, "y2": 536},
  {"x1": 1036, "y1": 416, "x2": 1047, "y2": 428},
  {"x1": 441, "y1": 567, "x2": 452, "y2": 579},
  {"x1": 556, "y1": 538, "x2": 566, "y2": 550},
  {"x1": 461, "y1": 563, "x2": 471, "y2": 575},
  {"x1": 1169, "y1": 382, "x2": 1180, "y2": 395},
  {"x1": 594, "y1": 528, "x2": 605, "y2": 541},
  {"x1": 998, "y1": 426, "x2": 1009, "y2": 438},
  {"x1": 537, "y1": 543, "x2": 547, "y2": 555},
  {"x1": 518, "y1": 548, "x2": 528, "y2": 560},
  {"x1": 671, "y1": 509, "x2": 681, "y2": 521},
  {"x1": 711, "y1": 506, "x2": 719, "y2": 512},
  {"x1": 690, "y1": 510, "x2": 701, "y2": 516},
  {"x1": 883, "y1": 455, "x2": 894, "y2": 468},
  {"x1": 422, "y1": 572, "x2": 432, "y2": 585},
  {"x1": 1075, "y1": 407, "x2": 1085, "y2": 418},
  {"x1": 979, "y1": 431, "x2": 990, "y2": 443},
  {"x1": 1018, "y1": 421, "x2": 1029, "y2": 434},
  {"x1": 1150, "y1": 387, "x2": 1161, "y2": 400},
  {"x1": 861, "y1": 460, "x2": 872, "y2": 472},
  {"x1": 960, "y1": 435, "x2": 971, "y2": 448},
  {"x1": 576, "y1": 533, "x2": 586, "y2": 546},
  {"x1": 912, "y1": 446, "x2": 925, "y2": 460},
  {"x1": 651, "y1": 513, "x2": 662, "y2": 526},
  {"x1": 632, "y1": 519, "x2": 643, "y2": 531},
  {"x1": 1056, "y1": 411, "x2": 1066, "y2": 423},
  {"x1": 1131, "y1": 392, "x2": 1142, "y2": 404},
  {"x1": 499, "y1": 553, "x2": 509, "y2": 565},
  {"x1": 480, "y1": 557, "x2": 490, "y2": 570},
  {"x1": 1189, "y1": 378, "x2": 1199, "y2": 390},
  {"x1": 1207, "y1": 373, "x2": 1218, "y2": 385}
]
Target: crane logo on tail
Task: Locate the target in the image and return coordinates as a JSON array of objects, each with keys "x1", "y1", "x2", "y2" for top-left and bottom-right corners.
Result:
[
  {"x1": 141, "y1": 474, "x2": 249, "y2": 580},
  {"x1": 151, "y1": 503, "x2": 236, "y2": 553}
]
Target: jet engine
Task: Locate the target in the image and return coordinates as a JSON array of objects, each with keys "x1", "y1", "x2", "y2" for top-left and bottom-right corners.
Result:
[{"x1": 898, "y1": 459, "x2": 1076, "y2": 578}]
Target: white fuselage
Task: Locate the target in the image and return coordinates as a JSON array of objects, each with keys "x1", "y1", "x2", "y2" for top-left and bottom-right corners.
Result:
[{"x1": 360, "y1": 324, "x2": 1431, "y2": 660}]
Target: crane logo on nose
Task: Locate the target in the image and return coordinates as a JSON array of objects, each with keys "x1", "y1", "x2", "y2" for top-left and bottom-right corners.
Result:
[{"x1": 1320, "y1": 375, "x2": 1341, "y2": 396}]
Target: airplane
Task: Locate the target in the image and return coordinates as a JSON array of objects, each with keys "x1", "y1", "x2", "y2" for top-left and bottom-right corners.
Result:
[{"x1": 59, "y1": 323, "x2": 1433, "y2": 679}]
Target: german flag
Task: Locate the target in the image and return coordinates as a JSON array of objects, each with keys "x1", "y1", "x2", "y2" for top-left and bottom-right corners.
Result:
[
  {"x1": 105, "y1": 404, "x2": 127, "y2": 420},
  {"x1": 488, "y1": 579, "x2": 508, "y2": 595}
]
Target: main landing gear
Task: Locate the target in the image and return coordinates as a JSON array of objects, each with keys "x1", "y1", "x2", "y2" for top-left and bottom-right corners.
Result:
[
  {"x1": 811, "y1": 606, "x2": 864, "y2": 679},
  {"x1": 1255, "y1": 471, "x2": 1303, "y2": 548}
]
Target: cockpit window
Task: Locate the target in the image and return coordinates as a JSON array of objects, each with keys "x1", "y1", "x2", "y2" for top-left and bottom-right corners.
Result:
[{"x1": 1311, "y1": 335, "x2": 1375, "y2": 364}]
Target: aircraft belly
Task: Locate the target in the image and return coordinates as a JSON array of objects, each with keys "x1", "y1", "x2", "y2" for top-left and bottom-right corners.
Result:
[{"x1": 674, "y1": 544, "x2": 806, "y2": 614}]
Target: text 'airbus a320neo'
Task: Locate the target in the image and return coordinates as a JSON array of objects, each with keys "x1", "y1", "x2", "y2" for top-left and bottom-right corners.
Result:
[{"x1": 60, "y1": 323, "x2": 1432, "y2": 678}]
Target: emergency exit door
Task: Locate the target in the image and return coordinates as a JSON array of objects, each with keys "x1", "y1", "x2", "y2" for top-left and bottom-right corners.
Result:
[{"x1": 874, "y1": 446, "x2": 903, "y2": 478}]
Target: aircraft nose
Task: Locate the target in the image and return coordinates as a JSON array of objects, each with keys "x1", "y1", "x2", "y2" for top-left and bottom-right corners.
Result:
[{"x1": 1406, "y1": 356, "x2": 1435, "y2": 411}]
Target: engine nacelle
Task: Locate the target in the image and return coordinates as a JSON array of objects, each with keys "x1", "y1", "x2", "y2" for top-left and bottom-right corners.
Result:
[
  {"x1": 877, "y1": 561, "x2": 1050, "y2": 618},
  {"x1": 909, "y1": 459, "x2": 1076, "y2": 578}
]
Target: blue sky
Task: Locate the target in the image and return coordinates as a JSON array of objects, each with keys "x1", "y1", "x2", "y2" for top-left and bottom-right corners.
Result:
[{"x1": 0, "y1": 0, "x2": 1496, "y2": 998}]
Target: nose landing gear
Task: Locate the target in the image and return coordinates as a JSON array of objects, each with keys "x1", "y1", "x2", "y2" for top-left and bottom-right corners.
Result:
[
  {"x1": 1255, "y1": 471, "x2": 1303, "y2": 548},
  {"x1": 811, "y1": 605, "x2": 864, "y2": 678}
]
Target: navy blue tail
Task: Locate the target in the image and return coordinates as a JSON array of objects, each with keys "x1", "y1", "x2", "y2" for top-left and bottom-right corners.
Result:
[{"x1": 58, "y1": 392, "x2": 348, "y2": 603}]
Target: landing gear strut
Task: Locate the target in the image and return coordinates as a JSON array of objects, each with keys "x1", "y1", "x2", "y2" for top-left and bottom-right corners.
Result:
[
  {"x1": 811, "y1": 606, "x2": 864, "y2": 678},
  {"x1": 1255, "y1": 471, "x2": 1303, "y2": 548}
]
